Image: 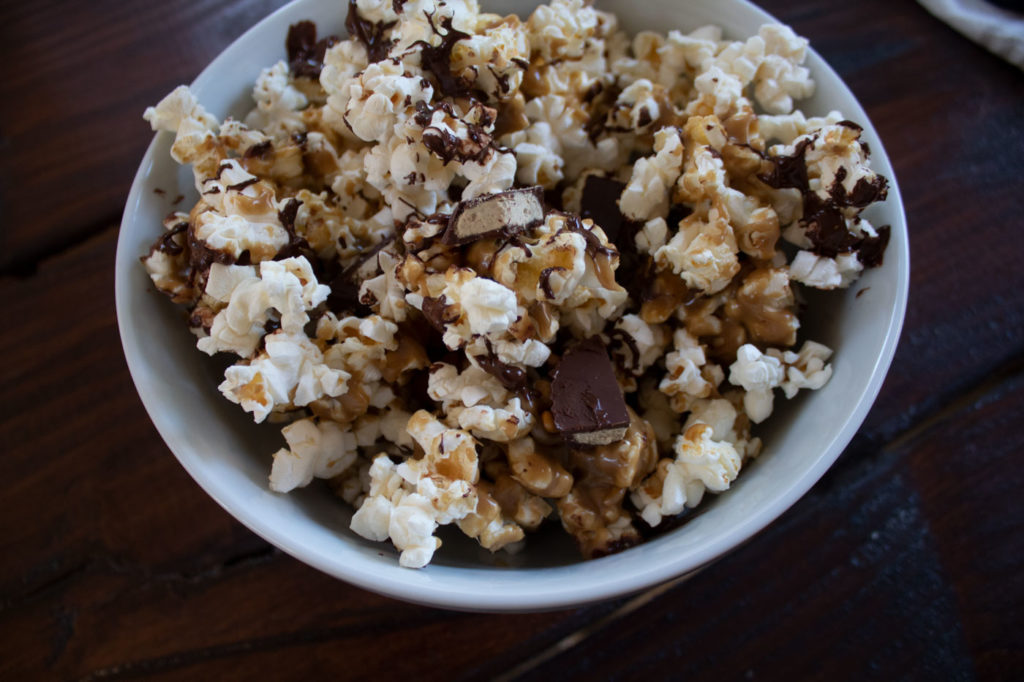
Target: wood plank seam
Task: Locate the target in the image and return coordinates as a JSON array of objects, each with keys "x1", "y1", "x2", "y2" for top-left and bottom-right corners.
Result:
[{"x1": 0, "y1": 217, "x2": 123, "y2": 279}]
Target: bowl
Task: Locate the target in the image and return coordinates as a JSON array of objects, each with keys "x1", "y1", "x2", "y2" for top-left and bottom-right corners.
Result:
[{"x1": 115, "y1": 0, "x2": 909, "y2": 612}]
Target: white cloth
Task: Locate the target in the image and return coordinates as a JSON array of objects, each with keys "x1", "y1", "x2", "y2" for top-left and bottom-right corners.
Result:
[{"x1": 918, "y1": 0, "x2": 1024, "y2": 69}]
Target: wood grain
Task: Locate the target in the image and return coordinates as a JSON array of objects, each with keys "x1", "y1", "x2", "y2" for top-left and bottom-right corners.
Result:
[
  {"x1": 1, "y1": 0, "x2": 1023, "y2": 679},
  {"x1": 0, "y1": 0, "x2": 289, "y2": 273}
]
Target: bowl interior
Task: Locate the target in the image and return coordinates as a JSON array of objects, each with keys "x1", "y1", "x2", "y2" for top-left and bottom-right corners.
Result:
[{"x1": 115, "y1": 0, "x2": 908, "y2": 611}]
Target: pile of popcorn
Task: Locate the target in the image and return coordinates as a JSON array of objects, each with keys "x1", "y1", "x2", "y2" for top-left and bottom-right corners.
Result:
[{"x1": 142, "y1": 0, "x2": 890, "y2": 568}]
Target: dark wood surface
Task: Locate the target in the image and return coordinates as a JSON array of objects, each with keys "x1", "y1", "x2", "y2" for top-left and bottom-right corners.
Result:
[{"x1": 2, "y1": 0, "x2": 1022, "y2": 679}]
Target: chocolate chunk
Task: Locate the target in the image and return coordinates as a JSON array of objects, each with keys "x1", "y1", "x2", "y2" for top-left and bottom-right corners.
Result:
[
  {"x1": 287, "y1": 20, "x2": 340, "y2": 78},
  {"x1": 345, "y1": 1, "x2": 395, "y2": 63},
  {"x1": 551, "y1": 337, "x2": 630, "y2": 446},
  {"x1": 580, "y1": 175, "x2": 626, "y2": 241},
  {"x1": 442, "y1": 187, "x2": 544, "y2": 245}
]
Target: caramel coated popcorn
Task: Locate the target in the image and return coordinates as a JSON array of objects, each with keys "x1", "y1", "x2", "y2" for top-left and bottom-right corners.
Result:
[{"x1": 142, "y1": 0, "x2": 890, "y2": 567}]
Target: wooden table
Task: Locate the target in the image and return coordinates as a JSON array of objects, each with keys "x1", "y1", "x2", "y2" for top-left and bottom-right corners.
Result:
[{"x1": 2, "y1": 1, "x2": 1022, "y2": 679}]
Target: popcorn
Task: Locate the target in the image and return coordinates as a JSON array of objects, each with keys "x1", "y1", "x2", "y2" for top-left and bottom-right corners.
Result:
[
  {"x1": 620, "y1": 127, "x2": 685, "y2": 221},
  {"x1": 220, "y1": 330, "x2": 350, "y2": 423},
  {"x1": 269, "y1": 418, "x2": 357, "y2": 492},
  {"x1": 142, "y1": 2, "x2": 890, "y2": 567},
  {"x1": 245, "y1": 61, "x2": 309, "y2": 141},
  {"x1": 728, "y1": 344, "x2": 784, "y2": 423},
  {"x1": 632, "y1": 422, "x2": 742, "y2": 527},
  {"x1": 198, "y1": 257, "x2": 329, "y2": 358}
]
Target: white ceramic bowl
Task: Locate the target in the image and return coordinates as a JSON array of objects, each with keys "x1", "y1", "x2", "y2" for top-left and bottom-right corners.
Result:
[{"x1": 116, "y1": 0, "x2": 909, "y2": 612}]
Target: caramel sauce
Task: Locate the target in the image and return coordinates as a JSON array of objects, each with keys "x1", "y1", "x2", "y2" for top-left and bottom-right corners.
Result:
[
  {"x1": 724, "y1": 268, "x2": 798, "y2": 348},
  {"x1": 381, "y1": 335, "x2": 429, "y2": 384},
  {"x1": 231, "y1": 183, "x2": 277, "y2": 218},
  {"x1": 641, "y1": 270, "x2": 696, "y2": 324},
  {"x1": 520, "y1": 60, "x2": 551, "y2": 99},
  {"x1": 493, "y1": 92, "x2": 529, "y2": 138}
]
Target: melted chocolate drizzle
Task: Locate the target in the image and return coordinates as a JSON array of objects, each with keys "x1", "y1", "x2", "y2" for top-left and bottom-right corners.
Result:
[
  {"x1": 421, "y1": 295, "x2": 458, "y2": 332},
  {"x1": 154, "y1": 222, "x2": 188, "y2": 256},
  {"x1": 539, "y1": 266, "x2": 566, "y2": 300},
  {"x1": 417, "y1": 14, "x2": 476, "y2": 99},
  {"x1": 345, "y1": 1, "x2": 396, "y2": 63},
  {"x1": 758, "y1": 133, "x2": 891, "y2": 265},
  {"x1": 474, "y1": 341, "x2": 527, "y2": 392}
]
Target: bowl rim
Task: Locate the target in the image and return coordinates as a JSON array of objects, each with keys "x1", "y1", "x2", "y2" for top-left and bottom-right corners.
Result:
[{"x1": 115, "y1": 0, "x2": 909, "y2": 612}]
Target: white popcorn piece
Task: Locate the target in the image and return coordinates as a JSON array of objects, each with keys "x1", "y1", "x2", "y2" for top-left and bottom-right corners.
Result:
[
  {"x1": 527, "y1": 0, "x2": 600, "y2": 62},
  {"x1": 631, "y1": 423, "x2": 741, "y2": 527},
  {"x1": 439, "y1": 269, "x2": 519, "y2": 348},
  {"x1": 269, "y1": 418, "x2": 358, "y2": 492},
  {"x1": 654, "y1": 208, "x2": 740, "y2": 295},
  {"x1": 198, "y1": 257, "x2": 329, "y2": 357},
  {"x1": 143, "y1": 85, "x2": 223, "y2": 189},
  {"x1": 219, "y1": 331, "x2": 350, "y2": 423},
  {"x1": 351, "y1": 411, "x2": 482, "y2": 567},
  {"x1": 768, "y1": 340, "x2": 834, "y2": 398},
  {"x1": 659, "y1": 329, "x2": 714, "y2": 412},
  {"x1": 245, "y1": 61, "x2": 308, "y2": 141},
  {"x1": 620, "y1": 127, "x2": 684, "y2": 221},
  {"x1": 789, "y1": 250, "x2": 864, "y2": 290},
  {"x1": 728, "y1": 344, "x2": 784, "y2": 423}
]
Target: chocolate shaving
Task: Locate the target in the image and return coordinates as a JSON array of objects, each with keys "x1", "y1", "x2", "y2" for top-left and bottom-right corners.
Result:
[
  {"x1": 856, "y1": 224, "x2": 890, "y2": 267},
  {"x1": 345, "y1": 1, "x2": 395, "y2": 63},
  {"x1": 323, "y1": 237, "x2": 393, "y2": 315},
  {"x1": 758, "y1": 138, "x2": 811, "y2": 191},
  {"x1": 153, "y1": 222, "x2": 188, "y2": 256},
  {"x1": 557, "y1": 212, "x2": 617, "y2": 259},
  {"x1": 583, "y1": 81, "x2": 622, "y2": 143},
  {"x1": 287, "y1": 20, "x2": 340, "y2": 77},
  {"x1": 274, "y1": 198, "x2": 316, "y2": 262},
  {"x1": 607, "y1": 328, "x2": 641, "y2": 374}
]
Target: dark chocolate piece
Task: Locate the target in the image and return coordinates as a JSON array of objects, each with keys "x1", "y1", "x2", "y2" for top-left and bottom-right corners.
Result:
[
  {"x1": 287, "y1": 20, "x2": 340, "y2": 77},
  {"x1": 580, "y1": 175, "x2": 626, "y2": 241},
  {"x1": 551, "y1": 337, "x2": 630, "y2": 446},
  {"x1": 442, "y1": 186, "x2": 544, "y2": 245}
]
